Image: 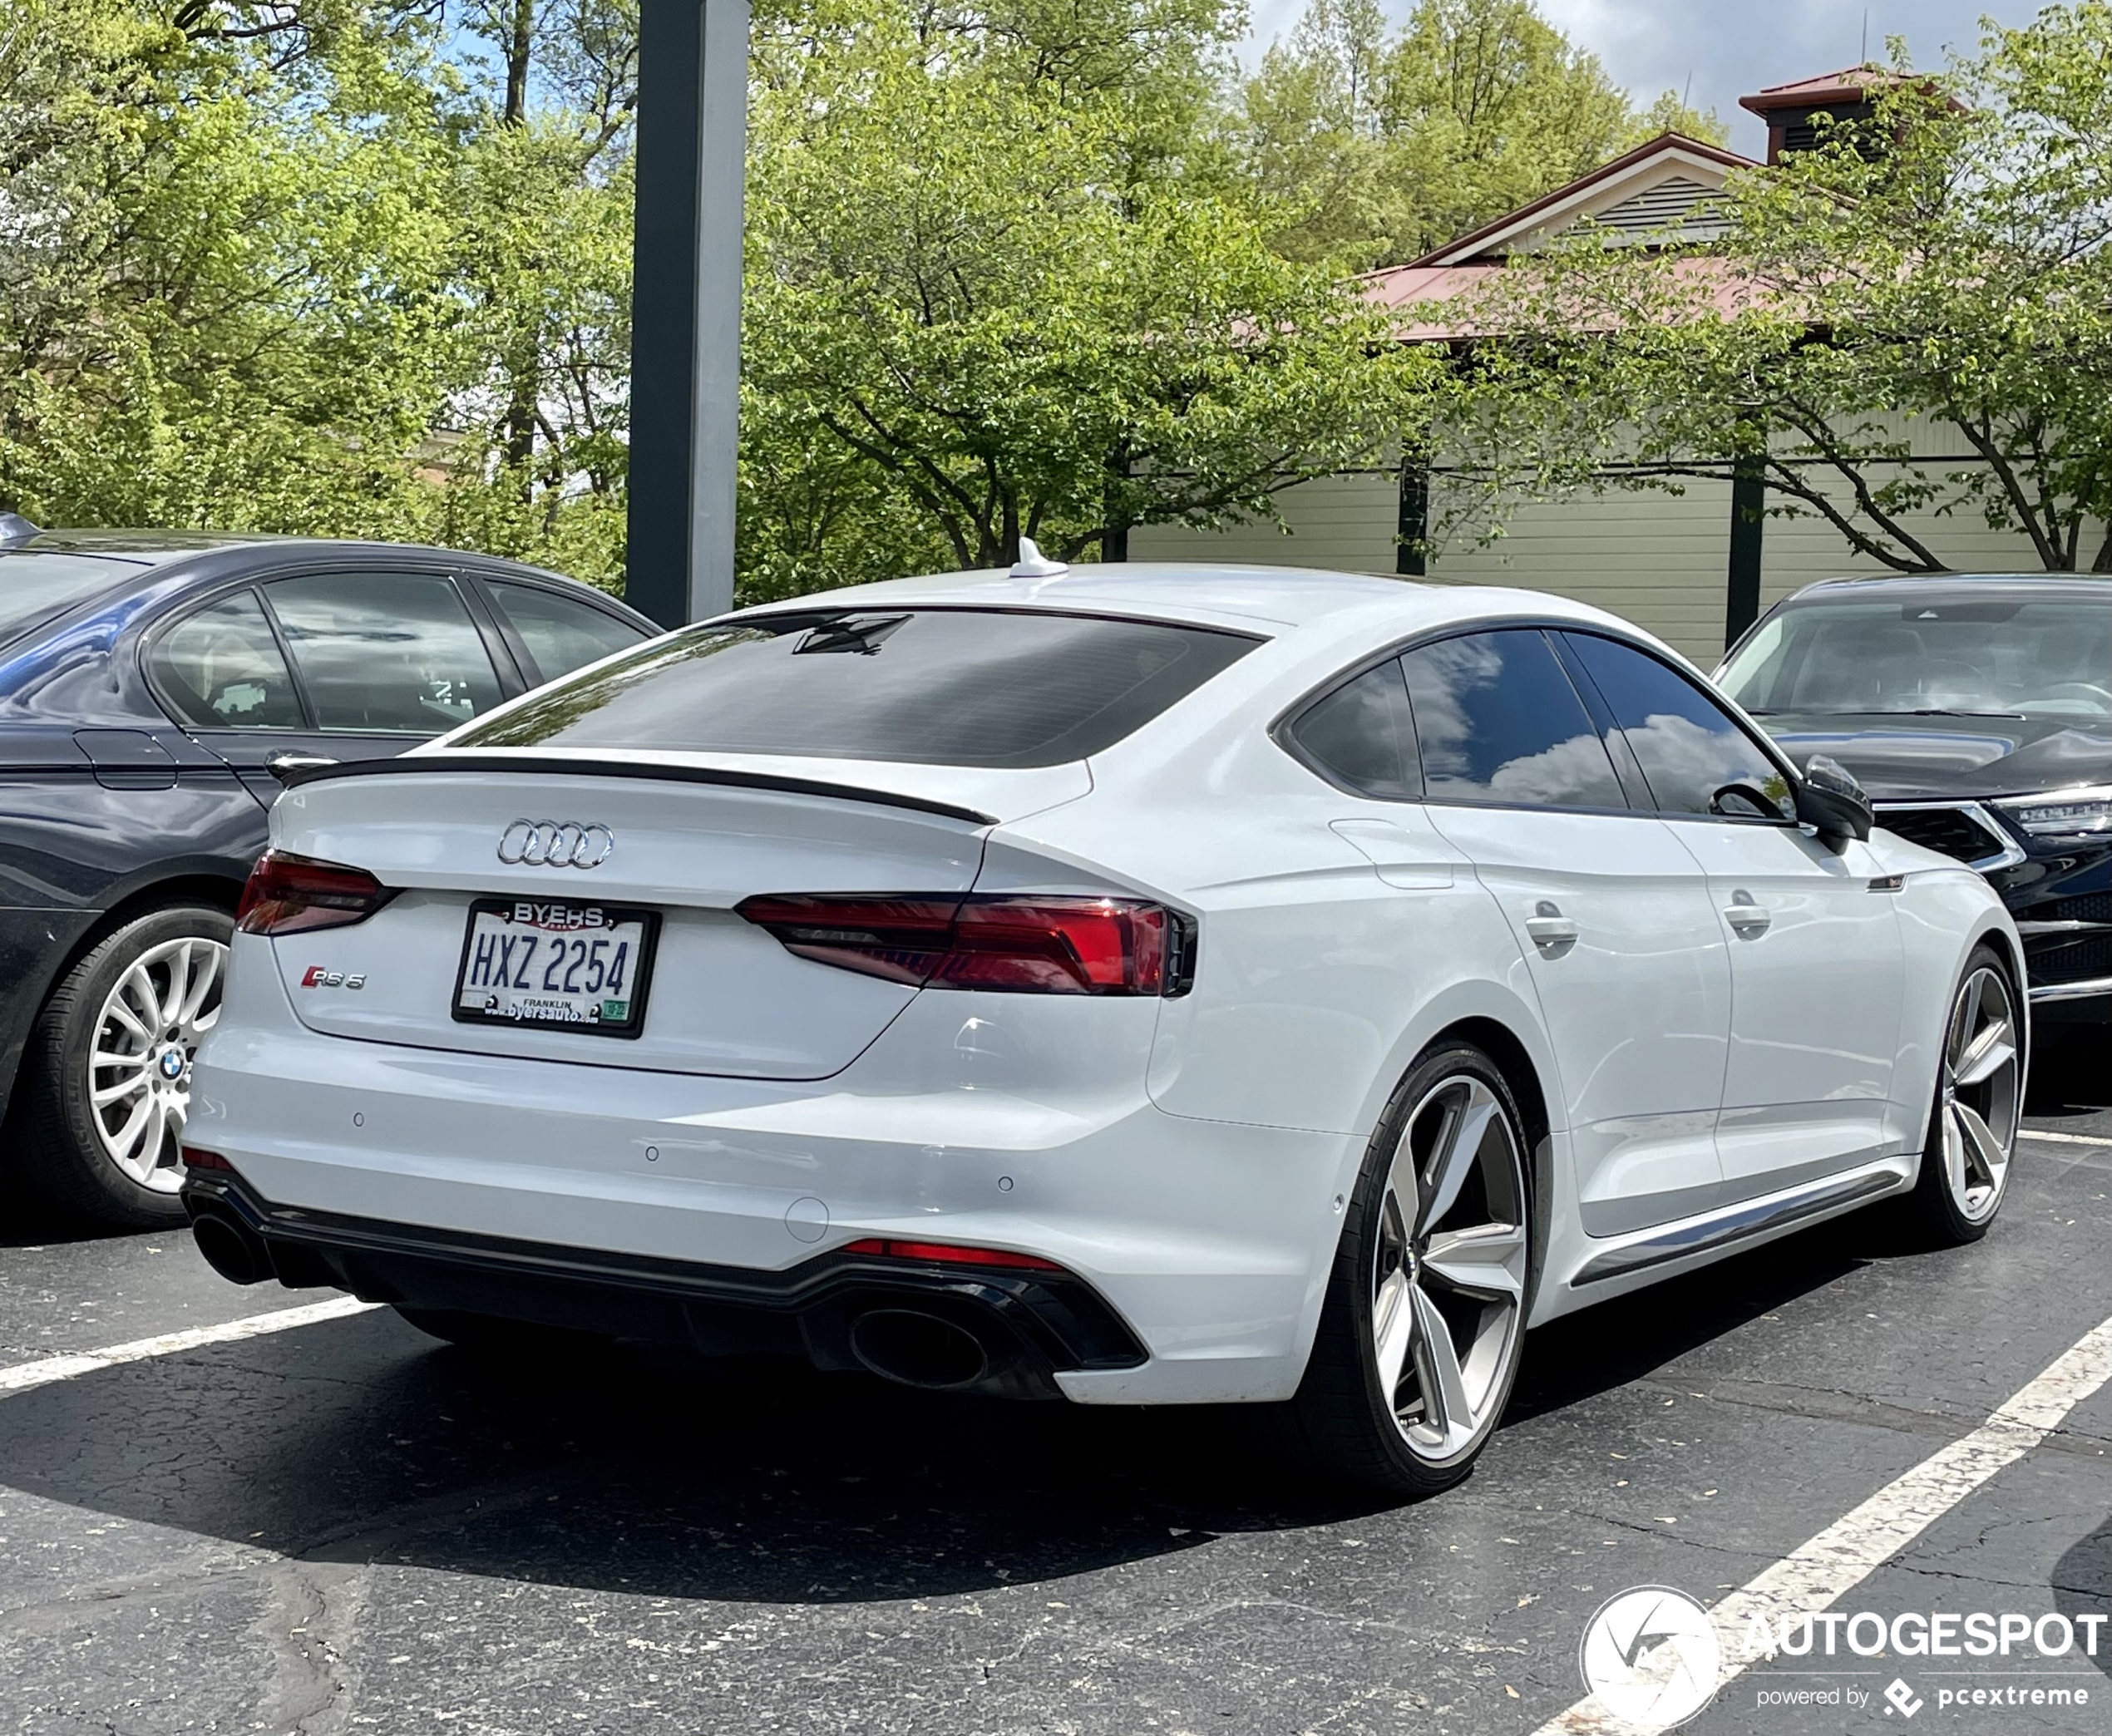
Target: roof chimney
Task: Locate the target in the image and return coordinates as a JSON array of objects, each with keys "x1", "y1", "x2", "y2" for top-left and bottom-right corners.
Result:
[{"x1": 1739, "y1": 67, "x2": 1890, "y2": 165}]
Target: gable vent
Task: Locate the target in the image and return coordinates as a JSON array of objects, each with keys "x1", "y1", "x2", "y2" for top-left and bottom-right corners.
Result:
[{"x1": 1590, "y1": 176, "x2": 1727, "y2": 243}]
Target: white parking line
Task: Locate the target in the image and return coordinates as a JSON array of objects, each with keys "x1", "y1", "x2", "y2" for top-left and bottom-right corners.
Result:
[
  {"x1": 1537, "y1": 1310, "x2": 2112, "y2": 1734},
  {"x1": 0, "y1": 1296, "x2": 380, "y2": 1395},
  {"x1": 2020, "y1": 1129, "x2": 2112, "y2": 1149}
]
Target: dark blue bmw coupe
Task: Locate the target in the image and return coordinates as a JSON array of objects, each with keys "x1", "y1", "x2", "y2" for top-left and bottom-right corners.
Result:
[{"x1": 0, "y1": 519, "x2": 654, "y2": 1225}]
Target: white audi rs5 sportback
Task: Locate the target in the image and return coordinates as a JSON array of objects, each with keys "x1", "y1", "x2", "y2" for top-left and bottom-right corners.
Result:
[{"x1": 183, "y1": 554, "x2": 2026, "y2": 1495}]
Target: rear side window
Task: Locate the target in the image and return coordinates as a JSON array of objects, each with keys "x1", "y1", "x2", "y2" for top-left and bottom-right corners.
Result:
[
  {"x1": 487, "y1": 579, "x2": 648, "y2": 683},
  {"x1": 0, "y1": 551, "x2": 136, "y2": 648},
  {"x1": 1284, "y1": 658, "x2": 1420, "y2": 799},
  {"x1": 452, "y1": 609, "x2": 1260, "y2": 768},
  {"x1": 151, "y1": 591, "x2": 305, "y2": 729},
  {"x1": 1561, "y1": 632, "x2": 1794, "y2": 820},
  {"x1": 1400, "y1": 629, "x2": 1626, "y2": 810},
  {"x1": 266, "y1": 572, "x2": 502, "y2": 733}
]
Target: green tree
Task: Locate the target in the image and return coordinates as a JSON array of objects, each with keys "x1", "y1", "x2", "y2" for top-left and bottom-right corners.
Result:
[
  {"x1": 0, "y1": 0, "x2": 465, "y2": 536},
  {"x1": 1236, "y1": 0, "x2": 1725, "y2": 271},
  {"x1": 739, "y1": 5, "x2": 1434, "y2": 596},
  {"x1": 0, "y1": 0, "x2": 644, "y2": 588},
  {"x1": 1441, "y1": 7, "x2": 2112, "y2": 572}
]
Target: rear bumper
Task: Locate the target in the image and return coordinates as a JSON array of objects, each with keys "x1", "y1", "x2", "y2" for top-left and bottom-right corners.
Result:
[
  {"x1": 184, "y1": 1169, "x2": 1144, "y2": 1400},
  {"x1": 188, "y1": 942, "x2": 1358, "y2": 1403}
]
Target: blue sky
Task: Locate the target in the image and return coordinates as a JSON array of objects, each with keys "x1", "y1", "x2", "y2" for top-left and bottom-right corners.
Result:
[{"x1": 1241, "y1": 0, "x2": 2055, "y2": 159}]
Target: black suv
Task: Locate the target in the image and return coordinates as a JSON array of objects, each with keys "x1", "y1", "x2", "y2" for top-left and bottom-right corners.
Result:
[
  {"x1": 1716, "y1": 573, "x2": 2111, "y2": 1028},
  {"x1": 0, "y1": 524, "x2": 654, "y2": 1225}
]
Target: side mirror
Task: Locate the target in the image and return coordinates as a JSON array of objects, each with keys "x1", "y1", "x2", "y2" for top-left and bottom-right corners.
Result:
[
  {"x1": 1794, "y1": 752, "x2": 1872, "y2": 845},
  {"x1": 1710, "y1": 782, "x2": 1787, "y2": 821}
]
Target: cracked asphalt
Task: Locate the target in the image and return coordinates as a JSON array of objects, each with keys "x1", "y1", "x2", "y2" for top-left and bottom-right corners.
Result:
[{"x1": 0, "y1": 1038, "x2": 2106, "y2": 1736}]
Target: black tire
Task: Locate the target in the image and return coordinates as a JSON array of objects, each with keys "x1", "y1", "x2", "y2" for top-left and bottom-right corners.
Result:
[
  {"x1": 17, "y1": 902, "x2": 233, "y2": 1227},
  {"x1": 1902, "y1": 943, "x2": 2025, "y2": 1247},
  {"x1": 1278, "y1": 1038, "x2": 1540, "y2": 1497}
]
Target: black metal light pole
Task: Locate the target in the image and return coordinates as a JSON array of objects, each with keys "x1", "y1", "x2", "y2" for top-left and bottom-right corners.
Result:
[
  {"x1": 626, "y1": 0, "x2": 749, "y2": 629},
  {"x1": 1725, "y1": 454, "x2": 1766, "y2": 651}
]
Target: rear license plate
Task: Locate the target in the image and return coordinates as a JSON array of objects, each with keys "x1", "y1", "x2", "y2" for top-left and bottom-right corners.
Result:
[{"x1": 452, "y1": 897, "x2": 659, "y2": 1038}]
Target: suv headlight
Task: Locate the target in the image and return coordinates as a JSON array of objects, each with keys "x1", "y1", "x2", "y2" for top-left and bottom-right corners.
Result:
[{"x1": 1995, "y1": 785, "x2": 2112, "y2": 837}]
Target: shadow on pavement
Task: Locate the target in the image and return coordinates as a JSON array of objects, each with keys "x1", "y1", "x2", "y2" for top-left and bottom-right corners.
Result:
[
  {"x1": 2054, "y1": 1516, "x2": 2112, "y2": 1679},
  {"x1": 0, "y1": 1198, "x2": 1891, "y2": 1607},
  {"x1": 1508, "y1": 1206, "x2": 1873, "y2": 1424},
  {"x1": 0, "y1": 1143, "x2": 157, "y2": 1249},
  {"x1": 0, "y1": 1076, "x2": 2090, "y2": 1604},
  {"x1": 0, "y1": 1308, "x2": 1382, "y2": 1603},
  {"x1": 2026, "y1": 1028, "x2": 2112, "y2": 1121}
]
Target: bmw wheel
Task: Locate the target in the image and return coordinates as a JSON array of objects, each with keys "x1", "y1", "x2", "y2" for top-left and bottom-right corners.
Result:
[
  {"x1": 1905, "y1": 944, "x2": 2023, "y2": 1245},
  {"x1": 18, "y1": 903, "x2": 232, "y2": 1226},
  {"x1": 1285, "y1": 1040, "x2": 1537, "y2": 1497}
]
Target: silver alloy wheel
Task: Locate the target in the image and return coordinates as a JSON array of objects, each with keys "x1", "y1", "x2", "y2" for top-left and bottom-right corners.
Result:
[
  {"x1": 1939, "y1": 964, "x2": 2021, "y2": 1224},
  {"x1": 1369, "y1": 1073, "x2": 1528, "y2": 1463},
  {"x1": 85, "y1": 935, "x2": 226, "y2": 1191}
]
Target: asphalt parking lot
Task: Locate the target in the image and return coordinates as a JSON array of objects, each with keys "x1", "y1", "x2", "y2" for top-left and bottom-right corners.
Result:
[{"x1": 1, "y1": 1038, "x2": 2105, "y2": 1736}]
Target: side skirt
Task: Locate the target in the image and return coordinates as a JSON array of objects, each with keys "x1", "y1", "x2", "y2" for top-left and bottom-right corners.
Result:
[{"x1": 1569, "y1": 1166, "x2": 1907, "y2": 1288}]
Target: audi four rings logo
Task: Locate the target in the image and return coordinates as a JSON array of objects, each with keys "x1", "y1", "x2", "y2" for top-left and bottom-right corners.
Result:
[{"x1": 496, "y1": 819, "x2": 615, "y2": 869}]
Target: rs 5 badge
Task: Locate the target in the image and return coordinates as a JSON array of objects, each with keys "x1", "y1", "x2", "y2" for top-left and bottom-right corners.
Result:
[{"x1": 300, "y1": 966, "x2": 366, "y2": 989}]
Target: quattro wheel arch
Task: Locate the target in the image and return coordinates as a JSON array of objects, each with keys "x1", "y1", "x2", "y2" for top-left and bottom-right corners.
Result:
[
  {"x1": 1912, "y1": 922, "x2": 2029, "y2": 1166},
  {"x1": 1297, "y1": 1010, "x2": 1557, "y2": 1373},
  {"x1": 1414, "y1": 1018, "x2": 1556, "y2": 1330}
]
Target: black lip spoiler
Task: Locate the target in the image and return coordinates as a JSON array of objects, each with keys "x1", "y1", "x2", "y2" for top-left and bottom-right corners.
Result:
[{"x1": 280, "y1": 752, "x2": 999, "y2": 826}]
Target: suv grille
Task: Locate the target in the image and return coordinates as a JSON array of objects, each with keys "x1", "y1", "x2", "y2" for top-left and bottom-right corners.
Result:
[
  {"x1": 1877, "y1": 806, "x2": 2006, "y2": 864},
  {"x1": 2034, "y1": 935, "x2": 2112, "y2": 985},
  {"x1": 2051, "y1": 892, "x2": 2112, "y2": 925}
]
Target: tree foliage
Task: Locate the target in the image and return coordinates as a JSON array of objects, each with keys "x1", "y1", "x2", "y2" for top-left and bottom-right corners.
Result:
[
  {"x1": 37, "y1": 0, "x2": 2067, "y2": 604},
  {"x1": 738, "y1": 0, "x2": 1433, "y2": 596},
  {"x1": 1236, "y1": 0, "x2": 1725, "y2": 271},
  {"x1": 1444, "y1": 5, "x2": 2112, "y2": 572}
]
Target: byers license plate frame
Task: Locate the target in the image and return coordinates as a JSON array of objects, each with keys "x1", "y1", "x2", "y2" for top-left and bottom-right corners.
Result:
[{"x1": 451, "y1": 896, "x2": 660, "y2": 1038}]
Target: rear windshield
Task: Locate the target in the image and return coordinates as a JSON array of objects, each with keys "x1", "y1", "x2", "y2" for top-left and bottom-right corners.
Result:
[
  {"x1": 0, "y1": 552, "x2": 137, "y2": 648},
  {"x1": 450, "y1": 608, "x2": 1261, "y2": 768}
]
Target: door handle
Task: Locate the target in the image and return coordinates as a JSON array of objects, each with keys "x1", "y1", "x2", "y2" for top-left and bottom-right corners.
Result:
[
  {"x1": 1528, "y1": 912, "x2": 1579, "y2": 950},
  {"x1": 1723, "y1": 890, "x2": 1771, "y2": 936}
]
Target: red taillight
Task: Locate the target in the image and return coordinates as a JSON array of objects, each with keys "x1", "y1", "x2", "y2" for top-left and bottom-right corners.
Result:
[
  {"x1": 180, "y1": 1146, "x2": 233, "y2": 1171},
  {"x1": 736, "y1": 894, "x2": 1184, "y2": 995},
  {"x1": 841, "y1": 1236, "x2": 1063, "y2": 1271},
  {"x1": 236, "y1": 850, "x2": 394, "y2": 937}
]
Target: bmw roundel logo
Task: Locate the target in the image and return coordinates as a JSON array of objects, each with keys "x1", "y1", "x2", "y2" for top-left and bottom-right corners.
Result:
[{"x1": 496, "y1": 819, "x2": 614, "y2": 870}]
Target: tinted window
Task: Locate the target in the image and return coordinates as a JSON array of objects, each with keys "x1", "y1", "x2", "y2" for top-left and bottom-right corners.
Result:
[
  {"x1": 1563, "y1": 632, "x2": 1793, "y2": 820},
  {"x1": 0, "y1": 552, "x2": 136, "y2": 647},
  {"x1": 1285, "y1": 658, "x2": 1419, "y2": 798},
  {"x1": 1400, "y1": 629, "x2": 1626, "y2": 810},
  {"x1": 452, "y1": 609, "x2": 1258, "y2": 768},
  {"x1": 266, "y1": 572, "x2": 501, "y2": 734},
  {"x1": 151, "y1": 590, "x2": 304, "y2": 730},
  {"x1": 488, "y1": 579, "x2": 647, "y2": 683}
]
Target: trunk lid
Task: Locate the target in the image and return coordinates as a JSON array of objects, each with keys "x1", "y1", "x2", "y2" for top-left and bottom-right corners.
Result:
[{"x1": 264, "y1": 756, "x2": 1085, "y2": 1078}]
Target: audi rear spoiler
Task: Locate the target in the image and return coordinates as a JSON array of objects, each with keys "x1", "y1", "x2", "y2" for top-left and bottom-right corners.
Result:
[{"x1": 277, "y1": 752, "x2": 999, "y2": 826}]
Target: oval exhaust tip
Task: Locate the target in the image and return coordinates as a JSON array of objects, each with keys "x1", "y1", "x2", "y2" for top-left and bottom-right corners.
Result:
[
  {"x1": 848, "y1": 1309, "x2": 989, "y2": 1389},
  {"x1": 192, "y1": 1213, "x2": 270, "y2": 1286}
]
